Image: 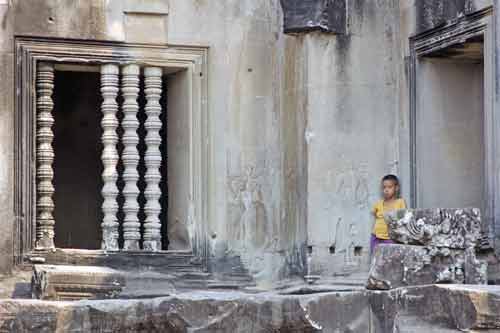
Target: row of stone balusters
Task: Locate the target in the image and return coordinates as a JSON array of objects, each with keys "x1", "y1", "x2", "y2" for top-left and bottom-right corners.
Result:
[
  {"x1": 34, "y1": 62, "x2": 163, "y2": 252},
  {"x1": 101, "y1": 64, "x2": 163, "y2": 251}
]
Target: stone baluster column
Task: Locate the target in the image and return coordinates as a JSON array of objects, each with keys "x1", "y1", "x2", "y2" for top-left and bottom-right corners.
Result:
[
  {"x1": 35, "y1": 62, "x2": 56, "y2": 250},
  {"x1": 121, "y1": 64, "x2": 141, "y2": 250},
  {"x1": 100, "y1": 64, "x2": 120, "y2": 250},
  {"x1": 143, "y1": 67, "x2": 163, "y2": 251}
]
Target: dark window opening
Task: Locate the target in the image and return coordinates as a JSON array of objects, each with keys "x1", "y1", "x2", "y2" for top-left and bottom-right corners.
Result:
[
  {"x1": 53, "y1": 70, "x2": 102, "y2": 249},
  {"x1": 53, "y1": 69, "x2": 170, "y2": 250}
]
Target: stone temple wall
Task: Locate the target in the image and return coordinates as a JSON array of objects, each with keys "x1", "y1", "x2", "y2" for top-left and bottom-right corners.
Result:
[
  {"x1": 0, "y1": 0, "x2": 304, "y2": 285},
  {"x1": 0, "y1": 0, "x2": 499, "y2": 287},
  {"x1": 398, "y1": 0, "x2": 500, "y2": 280},
  {"x1": 292, "y1": 0, "x2": 402, "y2": 277}
]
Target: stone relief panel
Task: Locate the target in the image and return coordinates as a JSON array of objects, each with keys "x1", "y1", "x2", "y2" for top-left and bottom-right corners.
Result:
[
  {"x1": 227, "y1": 164, "x2": 270, "y2": 252},
  {"x1": 333, "y1": 161, "x2": 370, "y2": 210},
  {"x1": 322, "y1": 161, "x2": 371, "y2": 251},
  {"x1": 223, "y1": 148, "x2": 291, "y2": 283}
]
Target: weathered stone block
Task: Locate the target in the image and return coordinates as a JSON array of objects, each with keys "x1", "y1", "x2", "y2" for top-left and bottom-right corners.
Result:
[
  {"x1": 370, "y1": 285, "x2": 500, "y2": 332},
  {"x1": 366, "y1": 244, "x2": 487, "y2": 290},
  {"x1": 2, "y1": 286, "x2": 500, "y2": 332},
  {"x1": 415, "y1": 0, "x2": 477, "y2": 34},
  {"x1": 31, "y1": 265, "x2": 125, "y2": 301},
  {"x1": 385, "y1": 208, "x2": 481, "y2": 249},
  {"x1": 280, "y1": 0, "x2": 347, "y2": 34},
  {"x1": 464, "y1": 247, "x2": 488, "y2": 284}
]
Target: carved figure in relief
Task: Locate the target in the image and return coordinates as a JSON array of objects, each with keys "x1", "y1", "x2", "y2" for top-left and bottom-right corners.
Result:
[
  {"x1": 335, "y1": 163, "x2": 367, "y2": 200},
  {"x1": 322, "y1": 162, "x2": 371, "y2": 257},
  {"x1": 228, "y1": 165, "x2": 269, "y2": 250},
  {"x1": 228, "y1": 178, "x2": 245, "y2": 246},
  {"x1": 343, "y1": 223, "x2": 359, "y2": 273}
]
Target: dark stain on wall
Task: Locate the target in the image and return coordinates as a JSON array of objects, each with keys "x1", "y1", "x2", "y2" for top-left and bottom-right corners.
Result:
[
  {"x1": 415, "y1": 0, "x2": 476, "y2": 34},
  {"x1": 280, "y1": 0, "x2": 347, "y2": 34},
  {"x1": 349, "y1": 0, "x2": 377, "y2": 33},
  {"x1": 334, "y1": 33, "x2": 351, "y2": 78}
]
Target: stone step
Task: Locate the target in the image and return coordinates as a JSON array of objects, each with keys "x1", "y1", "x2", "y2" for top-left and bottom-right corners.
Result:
[
  {"x1": 30, "y1": 262, "x2": 256, "y2": 301},
  {"x1": 25, "y1": 249, "x2": 202, "y2": 273},
  {"x1": 32, "y1": 264, "x2": 126, "y2": 301}
]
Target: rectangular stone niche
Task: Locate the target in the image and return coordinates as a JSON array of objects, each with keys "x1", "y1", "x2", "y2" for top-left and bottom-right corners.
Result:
[{"x1": 31, "y1": 265, "x2": 125, "y2": 301}]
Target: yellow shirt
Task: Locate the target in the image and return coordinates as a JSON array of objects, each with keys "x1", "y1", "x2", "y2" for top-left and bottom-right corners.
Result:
[{"x1": 372, "y1": 198, "x2": 406, "y2": 239}]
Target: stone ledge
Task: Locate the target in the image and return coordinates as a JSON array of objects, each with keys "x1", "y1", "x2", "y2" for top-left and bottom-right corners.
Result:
[{"x1": 1, "y1": 285, "x2": 500, "y2": 332}]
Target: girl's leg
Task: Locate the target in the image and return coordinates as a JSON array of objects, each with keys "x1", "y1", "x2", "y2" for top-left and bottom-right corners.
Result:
[
  {"x1": 371, "y1": 236, "x2": 393, "y2": 255},
  {"x1": 370, "y1": 234, "x2": 378, "y2": 255}
]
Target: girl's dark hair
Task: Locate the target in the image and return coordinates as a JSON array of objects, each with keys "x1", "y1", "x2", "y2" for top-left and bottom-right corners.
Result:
[{"x1": 382, "y1": 174, "x2": 399, "y2": 185}]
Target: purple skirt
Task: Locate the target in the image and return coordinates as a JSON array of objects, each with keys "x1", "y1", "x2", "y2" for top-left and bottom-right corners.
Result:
[{"x1": 370, "y1": 234, "x2": 393, "y2": 254}]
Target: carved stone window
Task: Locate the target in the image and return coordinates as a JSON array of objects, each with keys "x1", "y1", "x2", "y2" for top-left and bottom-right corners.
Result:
[{"x1": 15, "y1": 38, "x2": 209, "y2": 264}]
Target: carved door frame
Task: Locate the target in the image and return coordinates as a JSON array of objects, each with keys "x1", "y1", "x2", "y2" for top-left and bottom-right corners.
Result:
[{"x1": 408, "y1": 7, "x2": 496, "y2": 246}]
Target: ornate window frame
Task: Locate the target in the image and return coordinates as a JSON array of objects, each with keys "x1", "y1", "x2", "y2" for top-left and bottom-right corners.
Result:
[{"x1": 14, "y1": 37, "x2": 209, "y2": 265}]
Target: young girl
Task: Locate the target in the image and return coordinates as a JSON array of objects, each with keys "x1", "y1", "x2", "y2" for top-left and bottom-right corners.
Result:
[{"x1": 371, "y1": 174, "x2": 406, "y2": 253}]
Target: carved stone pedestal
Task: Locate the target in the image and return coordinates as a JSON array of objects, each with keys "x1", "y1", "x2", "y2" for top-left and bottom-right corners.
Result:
[
  {"x1": 31, "y1": 265, "x2": 125, "y2": 301},
  {"x1": 385, "y1": 208, "x2": 482, "y2": 249},
  {"x1": 367, "y1": 208, "x2": 487, "y2": 290},
  {"x1": 367, "y1": 244, "x2": 487, "y2": 290}
]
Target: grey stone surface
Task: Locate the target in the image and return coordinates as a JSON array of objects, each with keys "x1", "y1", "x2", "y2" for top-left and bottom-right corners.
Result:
[
  {"x1": 366, "y1": 244, "x2": 487, "y2": 290},
  {"x1": 280, "y1": 0, "x2": 347, "y2": 34},
  {"x1": 414, "y1": 0, "x2": 480, "y2": 34},
  {"x1": 371, "y1": 285, "x2": 500, "y2": 332},
  {"x1": 31, "y1": 265, "x2": 125, "y2": 301},
  {"x1": 0, "y1": 0, "x2": 497, "y2": 292},
  {"x1": 304, "y1": 0, "x2": 401, "y2": 279},
  {"x1": 464, "y1": 247, "x2": 488, "y2": 284},
  {"x1": 0, "y1": 2, "x2": 15, "y2": 276},
  {"x1": 386, "y1": 208, "x2": 482, "y2": 249},
  {"x1": 0, "y1": 285, "x2": 499, "y2": 332},
  {"x1": 369, "y1": 209, "x2": 487, "y2": 289}
]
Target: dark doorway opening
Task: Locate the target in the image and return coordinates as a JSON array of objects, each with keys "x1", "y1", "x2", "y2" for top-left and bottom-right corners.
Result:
[{"x1": 53, "y1": 70, "x2": 103, "y2": 249}]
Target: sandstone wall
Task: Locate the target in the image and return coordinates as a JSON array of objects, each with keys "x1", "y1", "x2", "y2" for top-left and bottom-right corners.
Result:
[
  {"x1": 300, "y1": 0, "x2": 402, "y2": 276},
  {"x1": 0, "y1": 0, "x2": 304, "y2": 284},
  {"x1": 1, "y1": 0, "x2": 498, "y2": 286}
]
